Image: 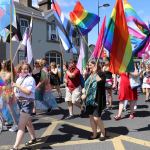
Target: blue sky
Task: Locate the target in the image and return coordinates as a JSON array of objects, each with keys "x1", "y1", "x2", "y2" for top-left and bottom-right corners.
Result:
[{"x1": 24, "y1": 0, "x2": 150, "y2": 45}]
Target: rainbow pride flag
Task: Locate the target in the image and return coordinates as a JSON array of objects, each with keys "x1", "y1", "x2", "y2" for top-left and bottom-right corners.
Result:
[
  {"x1": 0, "y1": 0, "x2": 16, "y2": 31},
  {"x1": 0, "y1": 78, "x2": 5, "y2": 86},
  {"x1": 124, "y1": 1, "x2": 149, "y2": 35},
  {"x1": 92, "y1": 16, "x2": 106, "y2": 59},
  {"x1": 69, "y1": 1, "x2": 100, "y2": 35},
  {"x1": 104, "y1": 0, "x2": 133, "y2": 74}
]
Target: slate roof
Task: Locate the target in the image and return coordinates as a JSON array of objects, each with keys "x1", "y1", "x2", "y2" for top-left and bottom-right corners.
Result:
[{"x1": 14, "y1": 1, "x2": 44, "y2": 20}]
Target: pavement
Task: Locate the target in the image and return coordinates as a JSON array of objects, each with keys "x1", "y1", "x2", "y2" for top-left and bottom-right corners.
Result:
[{"x1": 0, "y1": 88, "x2": 150, "y2": 150}]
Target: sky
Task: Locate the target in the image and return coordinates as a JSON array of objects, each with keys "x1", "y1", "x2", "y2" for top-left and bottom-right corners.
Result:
[{"x1": 16, "y1": 0, "x2": 150, "y2": 45}]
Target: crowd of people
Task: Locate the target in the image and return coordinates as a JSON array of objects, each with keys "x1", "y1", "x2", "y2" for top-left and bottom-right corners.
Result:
[{"x1": 0, "y1": 57, "x2": 150, "y2": 150}]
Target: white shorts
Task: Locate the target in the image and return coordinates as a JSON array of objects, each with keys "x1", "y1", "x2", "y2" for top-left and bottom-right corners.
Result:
[
  {"x1": 65, "y1": 86, "x2": 81, "y2": 104},
  {"x1": 142, "y1": 77, "x2": 150, "y2": 88}
]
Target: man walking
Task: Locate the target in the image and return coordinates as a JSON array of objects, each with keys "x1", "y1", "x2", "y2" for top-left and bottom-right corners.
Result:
[{"x1": 64, "y1": 60, "x2": 84, "y2": 119}]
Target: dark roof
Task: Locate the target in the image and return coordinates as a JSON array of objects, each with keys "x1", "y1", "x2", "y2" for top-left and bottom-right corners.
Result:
[
  {"x1": 14, "y1": 1, "x2": 44, "y2": 19},
  {"x1": 38, "y1": 0, "x2": 50, "y2": 6}
]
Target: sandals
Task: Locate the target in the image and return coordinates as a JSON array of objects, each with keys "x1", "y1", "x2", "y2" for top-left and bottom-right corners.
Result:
[
  {"x1": 129, "y1": 114, "x2": 134, "y2": 119},
  {"x1": 99, "y1": 134, "x2": 106, "y2": 141},
  {"x1": 114, "y1": 115, "x2": 121, "y2": 121},
  {"x1": 25, "y1": 138, "x2": 37, "y2": 146},
  {"x1": 88, "y1": 134, "x2": 99, "y2": 140}
]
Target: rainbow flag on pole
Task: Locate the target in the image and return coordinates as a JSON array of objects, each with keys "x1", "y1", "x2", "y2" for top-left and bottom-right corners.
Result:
[
  {"x1": 92, "y1": 16, "x2": 106, "y2": 59},
  {"x1": 69, "y1": 1, "x2": 100, "y2": 35},
  {"x1": 124, "y1": 1, "x2": 149, "y2": 35},
  {"x1": 104, "y1": 0, "x2": 133, "y2": 74}
]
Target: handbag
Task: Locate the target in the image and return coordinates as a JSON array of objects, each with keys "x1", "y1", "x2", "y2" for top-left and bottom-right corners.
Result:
[
  {"x1": 105, "y1": 78, "x2": 113, "y2": 88},
  {"x1": 129, "y1": 75, "x2": 141, "y2": 89}
]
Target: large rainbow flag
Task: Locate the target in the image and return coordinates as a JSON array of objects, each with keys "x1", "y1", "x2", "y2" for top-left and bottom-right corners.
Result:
[
  {"x1": 124, "y1": 1, "x2": 149, "y2": 35},
  {"x1": 124, "y1": 0, "x2": 150, "y2": 59},
  {"x1": 104, "y1": 0, "x2": 133, "y2": 74},
  {"x1": 69, "y1": 1, "x2": 100, "y2": 35}
]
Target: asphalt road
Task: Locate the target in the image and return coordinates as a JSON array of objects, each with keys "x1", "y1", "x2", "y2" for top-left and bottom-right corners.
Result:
[{"x1": 0, "y1": 88, "x2": 150, "y2": 150}]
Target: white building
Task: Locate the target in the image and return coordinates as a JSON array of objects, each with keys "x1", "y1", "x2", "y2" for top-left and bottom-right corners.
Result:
[{"x1": 0, "y1": 0, "x2": 88, "y2": 68}]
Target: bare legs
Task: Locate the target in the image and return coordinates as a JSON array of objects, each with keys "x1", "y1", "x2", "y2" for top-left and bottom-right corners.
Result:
[
  {"x1": 54, "y1": 85, "x2": 62, "y2": 98},
  {"x1": 7, "y1": 103, "x2": 18, "y2": 125},
  {"x1": 115, "y1": 100, "x2": 137, "y2": 119},
  {"x1": 89, "y1": 115, "x2": 105, "y2": 138},
  {"x1": 145, "y1": 88, "x2": 150, "y2": 101},
  {"x1": 106, "y1": 88, "x2": 113, "y2": 108},
  {"x1": 13, "y1": 112, "x2": 36, "y2": 149},
  {"x1": 67, "y1": 101, "x2": 73, "y2": 116}
]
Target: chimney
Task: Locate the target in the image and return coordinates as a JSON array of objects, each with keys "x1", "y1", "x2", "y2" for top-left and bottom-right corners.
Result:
[
  {"x1": 19, "y1": 0, "x2": 32, "y2": 7},
  {"x1": 38, "y1": 0, "x2": 52, "y2": 12}
]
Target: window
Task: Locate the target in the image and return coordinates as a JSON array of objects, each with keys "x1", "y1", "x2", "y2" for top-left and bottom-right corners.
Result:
[
  {"x1": 47, "y1": 20, "x2": 58, "y2": 41},
  {"x1": 18, "y1": 50, "x2": 26, "y2": 63},
  {"x1": 20, "y1": 18, "x2": 29, "y2": 36},
  {"x1": 45, "y1": 51, "x2": 62, "y2": 66}
]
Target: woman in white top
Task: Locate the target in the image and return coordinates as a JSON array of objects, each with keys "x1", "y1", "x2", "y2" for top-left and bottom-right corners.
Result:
[{"x1": 11, "y1": 63, "x2": 36, "y2": 150}]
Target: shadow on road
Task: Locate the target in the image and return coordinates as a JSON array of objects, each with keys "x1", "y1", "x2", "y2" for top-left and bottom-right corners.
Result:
[
  {"x1": 134, "y1": 124, "x2": 150, "y2": 132},
  {"x1": 33, "y1": 122, "x2": 51, "y2": 131},
  {"x1": 106, "y1": 126, "x2": 129, "y2": 138}
]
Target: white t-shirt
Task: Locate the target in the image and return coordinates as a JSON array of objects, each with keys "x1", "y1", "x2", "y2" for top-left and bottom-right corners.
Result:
[{"x1": 14, "y1": 76, "x2": 36, "y2": 99}]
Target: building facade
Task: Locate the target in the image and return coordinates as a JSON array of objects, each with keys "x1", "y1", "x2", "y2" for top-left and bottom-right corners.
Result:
[{"x1": 0, "y1": 0, "x2": 87, "y2": 69}]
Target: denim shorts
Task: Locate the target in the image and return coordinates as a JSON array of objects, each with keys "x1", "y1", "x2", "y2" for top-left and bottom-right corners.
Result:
[{"x1": 17, "y1": 100, "x2": 34, "y2": 115}]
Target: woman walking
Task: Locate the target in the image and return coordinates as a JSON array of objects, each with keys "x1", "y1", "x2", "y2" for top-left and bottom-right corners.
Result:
[
  {"x1": 50, "y1": 62, "x2": 62, "y2": 99},
  {"x1": 142, "y1": 63, "x2": 150, "y2": 102},
  {"x1": 0, "y1": 60, "x2": 18, "y2": 132},
  {"x1": 114, "y1": 70, "x2": 138, "y2": 120},
  {"x1": 82, "y1": 60, "x2": 106, "y2": 141},
  {"x1": 11, "y1": 63, "x2": 37, "y2": 150},
  {"x1": 103, "y1": 58, "x2": 113, "y2": 109}
]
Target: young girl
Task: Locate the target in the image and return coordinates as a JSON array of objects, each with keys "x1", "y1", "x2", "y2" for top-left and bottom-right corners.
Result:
[{"x1": 11, "y1": 63, "x2": 37, "y2": 150}]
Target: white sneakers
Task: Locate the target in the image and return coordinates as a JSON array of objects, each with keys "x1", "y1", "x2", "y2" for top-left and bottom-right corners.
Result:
[{"x1": 9, "y1": 125, "x2": 18, "y2": 132}]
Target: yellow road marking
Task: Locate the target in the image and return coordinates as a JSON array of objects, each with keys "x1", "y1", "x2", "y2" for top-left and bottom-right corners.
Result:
[
  {"x1": 112, "y1": 138, "x2": 126, "y2": 150},
  {"x1": 120, "y1": 135, "x2": 150, "y2": 147},
  {"x1": 0, "y1": 116, "x2": 149, "y2": 150},
  {"x1": 51, "y1": 139, "x2": 111, "y2": 147}
]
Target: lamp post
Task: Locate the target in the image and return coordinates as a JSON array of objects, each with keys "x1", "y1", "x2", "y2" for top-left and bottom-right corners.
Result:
[{"x1": 98, "y1": 0, "x2": 110, "y2": 35}]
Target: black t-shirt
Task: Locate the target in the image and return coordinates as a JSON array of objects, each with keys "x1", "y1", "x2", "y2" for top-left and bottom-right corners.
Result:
[{"x1": 32, "y1": 71, "x2": 41, "y2": 85}]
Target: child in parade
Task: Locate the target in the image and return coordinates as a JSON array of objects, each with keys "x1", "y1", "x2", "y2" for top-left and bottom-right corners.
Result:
[{"x1": 11, "y1": 63, "x2": 37, "y2": 150}]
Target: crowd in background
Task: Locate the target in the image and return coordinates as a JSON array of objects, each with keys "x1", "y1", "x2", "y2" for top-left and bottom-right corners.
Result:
[{"x1": 0, "y1": 57, "x2": 150, "y2": 149}]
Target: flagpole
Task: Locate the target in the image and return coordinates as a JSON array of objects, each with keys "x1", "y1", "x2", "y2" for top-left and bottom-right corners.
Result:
[
  {"x1": 58, "y1": 38, "x2": 65, "y2": 64},
  {"x1": 10, "y1": 0, "x2": 13, "y2": 82},
  {"x1": 75, "y1": 26, "x2": 92, "y2": 54},
  {"x1": 12, "y1": 12, "x2": 34, "y2": 64}
]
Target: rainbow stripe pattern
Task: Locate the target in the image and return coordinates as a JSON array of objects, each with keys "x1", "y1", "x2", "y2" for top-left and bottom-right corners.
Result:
[
  {"x1": 0, "y1": 78, "x2": 5, "y2": 86},
  {"x1": 124, "y1": 1, "x2": 149, "y2": 35},
  {"x1": 104, "y1": 0, "x2": 133, "y2": 74},
  {"x1": 69, "y1": 1, "x2": 100, "y2": 35}
]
